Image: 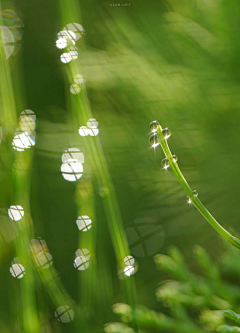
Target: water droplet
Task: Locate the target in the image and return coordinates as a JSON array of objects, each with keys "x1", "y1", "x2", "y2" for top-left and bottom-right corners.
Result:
[
  {"x1": 10, "y1": 258, "x2": 25, "y2": 279},
  {"x1": 56, "y1": 37, "x2": 67, "y2": 49},
  {"x1": 162, "y1": 128, "x2": 171, "y2": 140},
  {"x1": 68, "y1": 46, "x2": 78, "y2": 60},
  {"x1": 74, "y1": 248, "x2": 90, "y2": 271},
  {"x1": 70, "y1": 84, "x2": 81, "y2": 94},
  {"x1": 61, "y1": 161, "x2": 83, "y2": 182},
  {"x1": 35, "y1": 252, "x2": 53, "y2": 270},
  {"x1": 126, "y1": 217, "x2": 164, "y2": 257},
  {"x1": 172, "y1": 155, "x2": 178, "y2": 162},
  {"x1": 124, "y1": 256, "x2": 135, "y2": 266},
  {"x1": 10, "y1": 263, "x2": 25, "y2": 279},
  {"x1": 12, "y1": 131, "x2": 35, "y2": 151},
  {"x1": 193, "y1": 190, "x2": 198, "y2": 197},
  {"x1": 74, "y1": 74, "x2": 86, "y2": 85},
  {"x1": 186, "y1": 196, "x2": 192, "y2": 204},
  {"x1": 161, "y1": 158, "x2": 170, "y2": 170},
  {"x1": 124, "y1": 265, "x2": 135, "y2": 276},
  {"x1": 149, "y1": 133, "x2": 160, "y2": 148},
  {"x1": 87, "y1": 118, "x2": 98, "y2": 129},
  {"x1": 8, "y1": 205, "x2": 24, "y2": 221},
  {"x1": 63, "y1": 23, "x2": 85, "y2": 41},
  {"x1": 54, "y1": 305, "x2": 74, "y2": 323},
  {"x1": 88, "y1": 128, "x2": 99, "y2": 136},
  {"x1": 60, "y1": 52, "x2": 71, "y2": 63},
  {"x1": 149, "y1": 120, "x2": 158, "y2": 133},
  {"x1": 73, "y1": 256, "x2": 89, "y2": 270},
  {"x1": 78, "y1": 126, "x2": 90, "y2": 136},
  {"x1": 19, "y1": 110, "x2": 36, "y2": 132},
  {"x1": 62, "y1": 148, "x2": 84, "y2": 164},
  {"x1": 30, "y1": 237, "x2": 48, "y2": 255},
  {"x1": 121, "y1": 256, "x2": 138, "y2": 277},
  {"x1": 76, "y1": 215, "x2": 92, "y2": 231},
  {"x1": 57, "y1": 30, "x2": 76, "y2": 45}
]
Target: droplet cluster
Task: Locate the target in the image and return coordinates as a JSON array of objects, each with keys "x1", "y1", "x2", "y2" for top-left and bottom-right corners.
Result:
[
  {"x1": 56, "y1": 23, "x2": 84, "y2": 64},
  {"x1": 73, "y1": 248, "x2": 90, "y2": 271},
  {"x1": 70, "y1": 74, "x2": 86, "y2": 95},
  {"x1": 149, "y1": 121, "x2": 171, "y2": 149},
  {"x1": 12, "y1": 110, "x2": 36, "y2": 151},
  {"x1": 79, "y1": 118, "x2": 99, "y2": 137},
  {"x1": 61, "y1": 148, "x2": 84, "y2": 182}
]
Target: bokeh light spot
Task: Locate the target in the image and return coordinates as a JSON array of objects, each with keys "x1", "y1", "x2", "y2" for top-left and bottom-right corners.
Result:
[
  {"x1": 87, "y1": 118, "x2": 98, "y2": 129},
  {"x1": 19, "y1": 109, "x2": 36, "y2": 132},
  {"x1": 60, "y1": 52, "x2": 71, "y2": 63},
  {"x1": 61, "y1": 161, "x2": 83, "y2": 182},
  {"x1": 62, "y1": 148, "x2": 84, "y2": 164},
  {"x1": 74, "y1": 248, "x2": 90, "y2": 271},
  {"x1": 56, "y1": 37, "x2": 67, "y2": 49},
  {"x1": 78, "y1": 126, "x2": 91, "y2": 136},
  {"x1": 8, "y1": 205, "x2": 24, "y2": 221},
  {"x1": 10, "y1": 260, "x2": 25, "y2": 279},
  {"x1": 70, "y1": 83, "x2": 81, "y2": 94},
  {"x1": 12, "y1": 131, "x2": 35, "y2": 151},
  {"x1": 74, "y1": 74, "x2": 86, "y2": 85},
  {"x1": 76, "y1": 215, "x2": 92, "y2": 231},
  {"x1": 54, "y1": 305, "x2": 74, "y2": 323}
]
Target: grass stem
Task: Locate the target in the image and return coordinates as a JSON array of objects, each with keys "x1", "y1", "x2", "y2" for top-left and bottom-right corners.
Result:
[{"x1": 156, "y1": 123, "x2": 240, "y2": 250}]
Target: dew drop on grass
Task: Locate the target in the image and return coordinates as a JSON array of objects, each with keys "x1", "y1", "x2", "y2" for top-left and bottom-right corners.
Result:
[
  {"x1": 193, "y1": 190, "x2": 198, "y2": 197},
  {"x1": 76, "y1": 215, "x2": 92, "y2": 231},
  {"x1": 56, "y1": 38, "x2": 67, "y2": 49},
  {"x1": 8, "y1": 205, "x2": 24, "y2": 221},
  {"x1": 70, "y1": 83, "x2": 81, "y2": 94},
  {"x1": 10, "y1": 263, "x2": 25, "y2": 279},
  {"x1": 149, "y1": 133, "x2": 160, "y2": 148},
  {"x1": 162, "y1": 128, "x2": 171, "y2": 140},
  {"x1": 60, "y1": 52, "x2": 71, "y2": 63},
  {"x1": 124, "y1": 255, "x2": 135, "y2": 266},
  {"x1": 161, "y1": 158, "x2": 170, "y2": 170},
  {"x1": 73, "y1": 248, "x2": 90, "y2": 271},
  {"x1": 149, "y1": 120, "x2": 158, "y2": 133},
  {"x1": 186, "y1": 196, "x2": 192, "y2": 204},
  {"x1": 10, "y1": 258, "x2": 25, "y2": 279},
  {"x1": 172, "y1": 155, "x2": 178, "y2": 162},
  {"x1": 87, "y1": 118, "x2": 98, "y2": 129}
]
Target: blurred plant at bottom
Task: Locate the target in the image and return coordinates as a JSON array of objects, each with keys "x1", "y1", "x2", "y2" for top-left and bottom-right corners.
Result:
[
  {"x1": 104, "y1": 240, "x2": 240, "y2": 333},
  {"x1": 217, "y1": 310, "x2": 240, "y2": 332}
]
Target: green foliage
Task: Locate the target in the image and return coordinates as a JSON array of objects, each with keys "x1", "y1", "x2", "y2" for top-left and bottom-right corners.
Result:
[
  {"x1": 217, "y1": 310, "x2": 240, "y2": 333},
  {"x1": 106, "y1": 242, "x2": 240, "y2": 332},
  {"x1": 224, "y1": 310, "x2": 240, "y2": 324}
]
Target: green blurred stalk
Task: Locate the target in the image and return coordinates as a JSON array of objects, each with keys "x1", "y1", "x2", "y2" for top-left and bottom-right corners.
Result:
[
  {"x1": 0, "y1": 7, "x2": 40, "y2": 330},
  {"x1": 58, "y1": 0, "x2": 137, "y2": 309},
  {"x1": 156, "y1": 123, "x2": 240, "y2": 250}
]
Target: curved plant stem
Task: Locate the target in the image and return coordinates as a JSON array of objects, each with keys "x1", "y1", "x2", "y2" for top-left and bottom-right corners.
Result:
[{"x1": 156, "y1": 123, "x2": 240, "y2": 250}]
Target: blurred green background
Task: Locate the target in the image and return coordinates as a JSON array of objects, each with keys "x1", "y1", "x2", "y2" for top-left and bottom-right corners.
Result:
[{"x1": 0, "y1": 0, "x2": 240, "y2": 332}]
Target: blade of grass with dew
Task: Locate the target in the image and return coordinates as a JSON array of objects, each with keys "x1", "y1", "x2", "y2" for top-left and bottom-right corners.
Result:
[
  {"x1": 57, "y1": 0, "x2": 137, "y2": 311},
  {"x1": 75, "y1": 180, "x2": 98, "y2": 330},
  {"x1": 151, "y1": 121, "x2": 240, "y2": 250}
]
